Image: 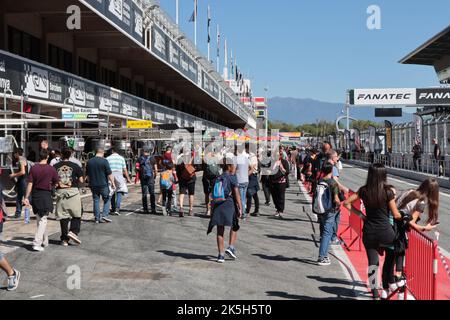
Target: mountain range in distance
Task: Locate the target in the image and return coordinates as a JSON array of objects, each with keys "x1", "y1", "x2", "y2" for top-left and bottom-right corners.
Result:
[{"x1": 267, "y1": 97, "x2": 415, "y2": 125}]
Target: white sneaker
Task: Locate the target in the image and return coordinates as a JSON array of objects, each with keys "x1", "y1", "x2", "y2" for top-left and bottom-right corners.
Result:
[
  {"x1": 381, "y1": 289, "x2": 391, "y2": 300},
  {"x1": 32, "y1": 245, "x2": 44, "y2": 252},
  {"x1": 7, "y1": 269, "x2": 20, "y2": 291},
  {"x1": 67, "y1": 232, "x2": 82, "y2": 245},
  {"x1": 102, "y1": 217, "x2": 112, "y2": 223}
]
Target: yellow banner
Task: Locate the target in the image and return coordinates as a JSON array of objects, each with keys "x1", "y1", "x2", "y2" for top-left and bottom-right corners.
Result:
[{"x1": 127, "y1": 120, "x2": 153, "y2": 129}]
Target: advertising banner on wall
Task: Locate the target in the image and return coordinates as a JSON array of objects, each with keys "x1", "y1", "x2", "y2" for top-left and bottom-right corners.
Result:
[
  {"x1": 150, "y1": 25, "x2": 199, "y2": 84},
  {"x1": 350, "y1": 88, "x2": 450, "y2": 106},
  {"x1": 350, "y1": 88, "x2": 416, "y2": 106},
  {"x1": 368, "y1": 126, "x2": 376, "y2": 153},
  {"x1": 385, "y1": 120, "x2": 393, "y2": 153},
  {"x1": 413, "y1": 114, "x2": 423, "y2": 145},
  {"x1": 416, "y1": 88, "x2": 450, "y2": 105},
  {"x1": 81, "y1": 0, "x2": 143, "y2": 43}
]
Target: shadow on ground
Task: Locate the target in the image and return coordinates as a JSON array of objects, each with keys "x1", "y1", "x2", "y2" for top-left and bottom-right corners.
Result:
[{"x1": 157, "y1": 250, "x2": 216, "y2": 261}]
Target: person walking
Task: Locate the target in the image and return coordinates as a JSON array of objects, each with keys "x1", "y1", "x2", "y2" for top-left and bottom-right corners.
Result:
[
  {"x1": 207, "y1": 156, "x2": 243, "y2": 263},
  {"x1": 235, "y1": 146, "x2": 250, "y2": 219},
  {"x1": 107, "y1": 147, "x2": 132, "y2": 216},
  {"x1": 270, "y1": 151, "x2": 290, "y2": 219},
  {"x1": 202, "y1": 151, "x2": 221, "y2": 216},
  {"x1": 160, "y1": 162, "x2": 177, "y2": 216},
  {"x1": 290, "y1": 146, "x2": 299, "y2": 181},
  {"x1": 177, "y1": 156, "x2": 197, "y2": 217},
  {"x1": 246, "y1": 150, "x2": 260, "y2": 217},
  {"x1": 9, "y1": 148, "x2": 28, "y2": 219},
  {"x1": 53, "y1": 149, "x2": 84, "y2": 246},
  {"x1": 138, "y1": 148, "x2": 158, "y2": 215},
  {"x1": 23, "y1": 149, "x2": 59, "y2": 252},
  {"x1": 344, "y1": 164, "x2": 402, "y2": 300},
  {"x1": 260, "y1": 149, "x2": 272, "y2": 206},
  {"x1": 86, "y1": 147, "x2": 116, "y2": 223},
  {"x1": 0, "y1": 183, "x2": 20, "y2": 290}
]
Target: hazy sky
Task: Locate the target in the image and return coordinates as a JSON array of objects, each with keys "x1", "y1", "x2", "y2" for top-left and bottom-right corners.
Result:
[{"x1": 158, "y1": 0, "x2": 449, "y2": 103}]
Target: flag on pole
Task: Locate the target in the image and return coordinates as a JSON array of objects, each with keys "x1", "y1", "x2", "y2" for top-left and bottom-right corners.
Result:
[
  {"x1": 189, "y1": 0, "x2": 197, "y2": 22},
  {"x1": 230, "y1": 50, "x2": 234, "y2": 79},
  {"x1": 216, "y1": 24, "x2": 220, "y2": 72},
  {"x1": 216, "y1": 24, "x2": 220, "y2": 57},
  {"x1": 207, "y1": 5, "x2": 211, "y2": 43}
]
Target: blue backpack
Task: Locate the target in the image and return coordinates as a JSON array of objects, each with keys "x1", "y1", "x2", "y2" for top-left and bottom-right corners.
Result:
[
  {"x1": 211, "y1": 175, "x2": 231, "y2": 205},
  {"x1": 140, "y1": 156, "x2": 154, "y2": 179}
]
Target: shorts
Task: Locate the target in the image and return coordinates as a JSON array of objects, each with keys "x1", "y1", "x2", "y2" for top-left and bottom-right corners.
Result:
[
  {"x1": 202, "y1": 178, "x2": 214, "y2": 194},
  {"x1": 180, "y1": 180, "x2": 196, "y2": 196}
]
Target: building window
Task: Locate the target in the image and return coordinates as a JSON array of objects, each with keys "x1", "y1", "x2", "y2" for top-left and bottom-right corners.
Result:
[
  {"x1": 135, "y1": 83, "x2": 144, "y2": 98},
  {"x1": 8, "y1": 26, "x2": 41, "y2": 62},
  {"x1": 120, "y1": 76, "x2": 131, "y2": 93},
  {"x1": 147, "y1": 88, "x2": 156, "y2": 102},
  {"x1": 79, "y1": 57, "x2": 97, "y2": 81},
  {"x1": 101, "y1": 67, "x2": 117, "y2": 87},
  {"x1": 48, "y1": 44, "x2": 72, "y2": 72},
  {"x1": 158, "y1": 92, "x2": 165, "y2": 105}
]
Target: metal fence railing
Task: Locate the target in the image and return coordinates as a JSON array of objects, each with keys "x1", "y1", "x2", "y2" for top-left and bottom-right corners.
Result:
[{"x1": 351, "y1": 153, "x2": 450, "y2": 178}]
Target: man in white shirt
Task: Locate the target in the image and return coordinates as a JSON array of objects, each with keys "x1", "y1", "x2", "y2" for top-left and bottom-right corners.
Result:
[{"x1": 107, "y1": 147, "x2": 131, "y2": 216}]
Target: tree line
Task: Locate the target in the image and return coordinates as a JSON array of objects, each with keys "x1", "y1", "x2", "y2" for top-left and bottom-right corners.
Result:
[{"x1": 268, "y1": 120, "x2": 382, "y2": 136}]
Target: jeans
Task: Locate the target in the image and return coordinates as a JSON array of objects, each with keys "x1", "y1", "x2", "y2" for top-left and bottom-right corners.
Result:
[
  {"x1": 318, "y1": 211, "x2": 338, "y2": 258},
  {"x1": 15, "y1": 180, "x2": 27, "y2": 216},
  {"x1": 91, "y1": 187, "x2": 111, "y2": 222},
  {"x1": 141, "y1": 179, "x2": 156, "y2": 212},
  {"x1": 331, "y1": 210, "x2": 341, "y2": 242},
  {"x1": 111, "y1": 192, "x2": 124, "y2": 213},
  {"x1": 261, "y1": 176, "x2": 271, "y2": 204},
  {"x1": 246, "y1": 192, "x2": 260, "y2": 214},
  {"x1": 238, "y1": 183, "x2": 249, "y2": 217}
]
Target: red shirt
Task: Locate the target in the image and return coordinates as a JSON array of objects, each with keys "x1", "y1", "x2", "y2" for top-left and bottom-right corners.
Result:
[{"x1": 28, "y1": 164, "x2": 59, "y2": 191}]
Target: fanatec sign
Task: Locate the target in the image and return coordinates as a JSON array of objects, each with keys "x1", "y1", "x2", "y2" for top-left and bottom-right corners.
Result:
[{"x1": 349, "y1": 88, "x2": 450, "y2": 106}]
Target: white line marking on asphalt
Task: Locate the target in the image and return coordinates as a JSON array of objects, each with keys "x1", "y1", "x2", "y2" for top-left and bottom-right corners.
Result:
[
  {"x1": 126, "y1": 207, "x2": 144, "y2": 216},
  {"x1": 30, "y1": 295, "x2": 45, "y2": 299}
]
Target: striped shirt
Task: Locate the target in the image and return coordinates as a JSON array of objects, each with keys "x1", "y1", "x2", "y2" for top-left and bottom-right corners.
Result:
[{"x1": 107, "y1": 153, "x2": 126, "y2": 172}]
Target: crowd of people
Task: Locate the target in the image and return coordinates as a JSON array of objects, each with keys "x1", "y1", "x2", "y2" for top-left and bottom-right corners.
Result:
[{"x1": 0, "y1": 139, "x2": 442, "y2": 298}]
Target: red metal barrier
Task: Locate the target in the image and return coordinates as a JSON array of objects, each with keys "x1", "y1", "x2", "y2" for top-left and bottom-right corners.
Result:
[
  {"x1": 337, "y1": 189, "x2": 439, "y2": 300},
  {"x1": 339, "y1": 192, "x2": 364, "y2": 252},
  {"x1": 402, "y1": 229, "x2": 439, "y2": 300}
]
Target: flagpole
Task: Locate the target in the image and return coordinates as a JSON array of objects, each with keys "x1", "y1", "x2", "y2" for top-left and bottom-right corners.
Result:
[
  {"x1": 176, "y1": 0, "x2": 179, "y2": 25},
  {"x1": 194, "y1": 0, "x2": 198, "y2": 46},
  {"x1": 223, "y1": 38, "x2": 228, "y2": 80}
]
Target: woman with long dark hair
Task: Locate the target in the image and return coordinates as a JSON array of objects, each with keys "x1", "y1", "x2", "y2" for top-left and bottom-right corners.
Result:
[
  {"x1": 270, "y1": 149, "x2": 290, "y2": 219},
  {"x1": 344, "y1": 164, "x2": 402, "y2": 300},
  {"x1": 392, "y1": 178, "x2": 440, "y2": 298}
]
